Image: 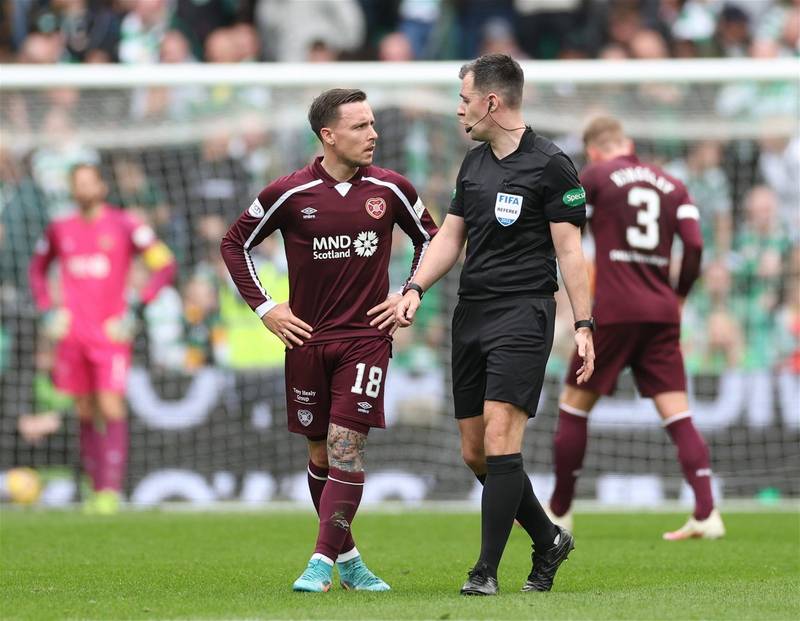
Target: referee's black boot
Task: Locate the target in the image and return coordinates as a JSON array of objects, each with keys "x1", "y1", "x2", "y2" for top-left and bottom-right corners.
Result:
[
  {"x1": 460, "y1": 562, "x2": 498, "y2": 596},
  {"x1": 521, "y1": 525, "x2": 575, "y2": 592}
]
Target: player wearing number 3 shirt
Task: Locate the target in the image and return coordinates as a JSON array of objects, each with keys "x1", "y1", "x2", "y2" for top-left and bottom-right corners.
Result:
[
  {"x1": 547, "y1": 117, "x2": 725, "y2": 541},
  {"x1": 221, "y1": 89, "x2": 438, "y2": 592}
]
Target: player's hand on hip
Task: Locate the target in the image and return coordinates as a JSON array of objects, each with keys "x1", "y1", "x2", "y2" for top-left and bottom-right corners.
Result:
[
  {"x1": 574, "y1": 328, "x2": 595, "y2": 384},
  {"x1": 41, "y1": 308, "x2": 71, "y2": 341},
  {"x1": 262, "y1": 302, "x2": 312, "y2": 349},
  {"x1": 395, "y1": 291, "x2": 421, "y2": 328},
  {"x1": 368, "y1": 293, "x2": 402, "y2": 335}
]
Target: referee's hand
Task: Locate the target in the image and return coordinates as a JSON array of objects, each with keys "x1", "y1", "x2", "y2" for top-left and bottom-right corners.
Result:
[
  {"x1": 395, "y1": 291, "x2": 421, "y2": 328},
  {"x1": 574, "y1": 328, "x2": 595, "y2": 384},
  {"x1": 261, "y1": 302, "x2": 312, "y2": 350}
]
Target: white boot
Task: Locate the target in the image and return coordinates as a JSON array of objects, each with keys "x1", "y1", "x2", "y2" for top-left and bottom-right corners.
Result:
[{"x1": 663, "y1": 508, "x2": 725, "y2": 541}]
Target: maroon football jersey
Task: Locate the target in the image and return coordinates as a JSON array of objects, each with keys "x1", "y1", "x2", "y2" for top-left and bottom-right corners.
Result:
[
  {"x1": 221, "y1": 157, "x2": 438, "y2": 345},
  {"x1": 582, "y1": 154, "x2": 703, "y2": 325}
]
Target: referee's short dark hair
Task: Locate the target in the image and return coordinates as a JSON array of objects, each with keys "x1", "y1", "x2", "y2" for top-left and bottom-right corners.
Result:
[
  {"x1": 459, "y1": 54, "x2": 524, "y2": 109},
  {"x1": 308, "y1": 88, "x2": 367, "y2": 141}
]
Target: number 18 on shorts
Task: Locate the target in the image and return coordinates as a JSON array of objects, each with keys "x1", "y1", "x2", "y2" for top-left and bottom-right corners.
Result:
[{"x1": 284, "y1": 338, "x2": 391, "y2": 436}]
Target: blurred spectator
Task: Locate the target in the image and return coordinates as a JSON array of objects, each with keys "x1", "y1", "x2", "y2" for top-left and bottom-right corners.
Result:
[
  {"x1": 669, "y1": 0, "x2": 716, "y2": 57},
  {"x1": 108, "y1": 156, "x2": 170, "y2": 234},
  {"x1": 306, "y1": 38, "x2": 339, "y2": 62},
  {"x1": 397, "y1": 0, "x2": 441, "y2": 59},
  {"x1": 730, "y1": 185, "x2": 793, "y2": 370},
  {"x1": 118, "y1": 0, "x2": 169, "y2": 64},
  {"x1": 17, "y1": 30, "x2": 64, "y2": 63},
  {"x1": 479, "y1": 17, "x2": 527, "y2": 58},
  {"x1": 758, "y1": 132, "x2": 800, "y2": 237},
  {"x1": 455, "y1": 0, "x2": 514, "y2": 59},
  {"x1": 230, "y1": 23, "x2": 261, "y2": 61},
  {"x1": 378, "y1": 31, "x2": 415, "y2": 61},
  {"x1": 683, "y1": 261, "x2": 744, "y2": 374},
  {"x1": 514, "y1": 0, "x2": 587, "y2": 59},
  {"x1": 30, "y1": 106, "x2": 100, "y2": 216},
  {"x1": 629, "y1": 28, "x2": 670, "y2": 58},
  {"x1": 714, "y1": 3, "x2": 752, "y2": 57},
  {"x1": 171, "y1": 0, "x2": 242, "y2": 61},
  {"x1": 57, "y1": 0, "x2": 121, "y2": 63},
  {"x1": 0, "y1": 150, "x2": 48, "y2": 288},
  {"x1": 255, "y1": 0, "x2": 365, "y2": 62},
  {"x1": 666, "y1": 141, "x2": 733, "y2": 258},
  {"x1": 776, "y1": 245, "x2": 800, "y2": 373}
]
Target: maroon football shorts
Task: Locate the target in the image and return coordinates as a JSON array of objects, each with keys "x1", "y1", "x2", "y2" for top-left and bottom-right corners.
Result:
[
  {"x1": 284, "y1": 337, "x2": 391, "y2": 437},
  {"x1": 565, "y1": 322, "x2": 686, "y2": 397}
]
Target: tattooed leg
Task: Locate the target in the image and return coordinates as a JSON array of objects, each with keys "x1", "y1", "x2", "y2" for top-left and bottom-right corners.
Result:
[
  {"x1": 327, "y1": 423, "x2": 367, "y2": 472},
  {"x1": 311, "y1": 422, "x2": 368, "y2": 562}
]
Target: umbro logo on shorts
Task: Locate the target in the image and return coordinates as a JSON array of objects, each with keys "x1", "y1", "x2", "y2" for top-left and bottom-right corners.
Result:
[
  {"x1": 297, "y1": 409, "x2": 313, "y2": 426},
  {"x1": 357, "y1": 402, "x2": 372, "y2": 415}
]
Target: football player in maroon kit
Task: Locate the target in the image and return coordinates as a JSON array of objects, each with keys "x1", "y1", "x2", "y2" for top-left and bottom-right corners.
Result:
[
  {"x1": 221, "y1": 88, "x2": 438, "y2": 591},
  {"x1": 547, "y1": 116, "x2": 725, "y2": 541}
]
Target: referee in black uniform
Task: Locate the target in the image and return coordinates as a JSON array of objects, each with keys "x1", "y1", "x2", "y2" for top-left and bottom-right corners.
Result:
[{"x1": 396, "y1": 54, "x2": 595, "y2": 596}]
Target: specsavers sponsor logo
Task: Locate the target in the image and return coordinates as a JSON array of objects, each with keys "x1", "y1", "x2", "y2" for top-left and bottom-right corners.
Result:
[
  {"x1": 312, "y1": 231, "x2": 378, "y2": 260},
  {"x1": 562, "y1": 187, "x2": 586, "y2": 207}
]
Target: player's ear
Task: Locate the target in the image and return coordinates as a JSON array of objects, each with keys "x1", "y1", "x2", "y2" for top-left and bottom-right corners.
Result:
[{"x1": 320, "y1": 127, "x2": 335, "y2": 146}]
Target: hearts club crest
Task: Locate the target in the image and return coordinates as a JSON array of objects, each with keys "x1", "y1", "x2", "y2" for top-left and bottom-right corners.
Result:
[{"x1": 365, "y1": 197, "x2": 387, "y2": 219}]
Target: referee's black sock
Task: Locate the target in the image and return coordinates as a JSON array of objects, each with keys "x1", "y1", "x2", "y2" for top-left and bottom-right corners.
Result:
[
  {"x1": 516, "y1": 472, "x2": 559, "y2": 551},
  {"x1": 477, "y1": 453, "x2": 525, "y2": 577},
  {"x1": 475, "y1": 465, "x2": 557, "y2": 551}
]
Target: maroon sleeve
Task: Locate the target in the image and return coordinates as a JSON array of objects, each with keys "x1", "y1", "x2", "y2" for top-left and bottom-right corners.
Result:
[
  {"x1": 220, "y1": 183, "x2": 287, "y2": 316},
  {"x1": 387, "y1": 173, "x2": 439, "y2": 289},
  {"x1": 29, "y1": 225, "x2": 57, "y2": 312},
  {"x1": 674, "y1": 185, "x2": 703, "y2": 297}
]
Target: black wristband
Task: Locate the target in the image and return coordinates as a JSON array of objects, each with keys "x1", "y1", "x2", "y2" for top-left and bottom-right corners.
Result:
[
  {"x1": 574, "y1": 317, "x2": 595, "y2": 332},
  {"x1": 404, "y1": 282, "x2": 424, "y2": 299}
]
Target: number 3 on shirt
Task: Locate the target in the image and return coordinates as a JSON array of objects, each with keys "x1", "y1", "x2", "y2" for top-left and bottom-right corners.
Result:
[
  {"x1": 627, "y1": 187, "x2": 660, "y2": 250},
  {"x1": 351, "y1": 362, "x2": 383, "y2": 398}
]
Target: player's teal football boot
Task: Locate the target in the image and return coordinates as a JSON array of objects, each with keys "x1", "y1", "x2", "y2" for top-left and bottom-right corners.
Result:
[
  {"x1": 337, "y1": 556, "x2": 391, "y2": 591},
  {"x1": 292, "y1": 558, "x2": 333, "y2": 592}
]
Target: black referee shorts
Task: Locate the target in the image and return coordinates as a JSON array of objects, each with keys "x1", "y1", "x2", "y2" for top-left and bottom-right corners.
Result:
[{"x1": 451, "y1": 296, "x2": 556, "y2": 419}]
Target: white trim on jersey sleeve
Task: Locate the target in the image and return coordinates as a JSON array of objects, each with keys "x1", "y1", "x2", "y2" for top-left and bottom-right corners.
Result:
[
  {"x1": 243, "y1": 179, "x2": 323, "y2": 314},
  {"x1": 676, "y1": 204, "x2": 700, "y2": 220},
  {"x1": 255, "y1": 299, "x2": 278, "y2": 318}
]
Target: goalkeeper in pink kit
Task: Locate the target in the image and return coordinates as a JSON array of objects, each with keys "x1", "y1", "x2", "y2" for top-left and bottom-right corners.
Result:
[{"x1": 29, "y1": 163, "x2": 176, "y2": 514}]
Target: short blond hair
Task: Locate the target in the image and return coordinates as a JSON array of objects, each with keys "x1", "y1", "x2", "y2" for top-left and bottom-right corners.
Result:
[{"x1": 583, "y1": 116, "x2": 626, "y2": 149}]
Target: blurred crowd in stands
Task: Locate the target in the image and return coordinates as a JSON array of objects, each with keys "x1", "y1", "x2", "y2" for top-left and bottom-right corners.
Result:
[
  {"x1": 0, "y1": 1, "x2": 798, "y2": 425},
  {"x1": 1, "y1": 0, "x2": 798, "y2": 64}
]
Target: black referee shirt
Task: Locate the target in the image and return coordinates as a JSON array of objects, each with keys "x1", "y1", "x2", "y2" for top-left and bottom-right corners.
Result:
[{"x1": 449, "y1": 128, "x2": 586, "y2": 301}]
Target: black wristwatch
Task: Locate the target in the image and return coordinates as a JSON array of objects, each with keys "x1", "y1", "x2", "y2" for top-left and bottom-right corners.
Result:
[
  {"x1": 403, "y1": 282, "x2": 424, "y2": 299},
  {"x1": 574, "y1": 317, "x2": 595, "y2": 332}
]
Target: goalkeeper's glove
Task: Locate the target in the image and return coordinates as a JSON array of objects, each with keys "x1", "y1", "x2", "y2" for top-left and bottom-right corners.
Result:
[
  {"x1": 103, "y1": 310, "x2": 137, "y2": 343},
  {"x1": 41, "y1": 308, "x2": 71, "y2": 341}
]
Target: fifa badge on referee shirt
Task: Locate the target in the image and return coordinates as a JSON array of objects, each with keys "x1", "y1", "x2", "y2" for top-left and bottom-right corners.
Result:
[{"x1": 495, "y1": 192, "x2": 522, "y2": 226}]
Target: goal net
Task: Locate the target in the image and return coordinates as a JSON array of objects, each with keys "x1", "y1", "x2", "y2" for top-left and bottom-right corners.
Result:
[{"x1": 1, "y1": 60, "x2": 798, "y2": 507}]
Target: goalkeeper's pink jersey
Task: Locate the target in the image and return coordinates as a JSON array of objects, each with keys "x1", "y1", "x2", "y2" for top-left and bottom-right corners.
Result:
[{"x1": 29, "y1": 204, "x2": 174, "y2": 343}]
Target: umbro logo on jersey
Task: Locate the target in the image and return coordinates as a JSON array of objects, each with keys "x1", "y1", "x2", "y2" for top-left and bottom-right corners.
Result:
[
  {"x1": 297, "y1": 409, "x2": 313, "y2": 427},
  {"x1": 495, "y1": 192, "x2": 522, "y2": 226},
  {"x1": 301, "y1": 207, "x2": 317, "y2": 219},
  {"x1": 365, "y1": 197, "x2": 386, "y2": 219}
]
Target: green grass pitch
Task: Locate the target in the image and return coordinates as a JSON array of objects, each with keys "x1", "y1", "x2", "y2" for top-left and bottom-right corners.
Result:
[{"x1": 1, "y1": 509, "x2": 798, "y2": 620}]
